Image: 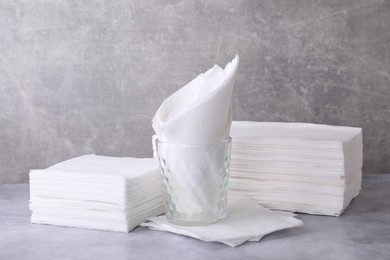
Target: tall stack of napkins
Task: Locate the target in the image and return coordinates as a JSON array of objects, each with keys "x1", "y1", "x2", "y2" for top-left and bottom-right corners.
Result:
[
  {"x1": 228, "y1": 121, "x2": 363, "y2": 216},
  {"x1": 29, "y1": 154, "x2": 163, "y2": 232}
]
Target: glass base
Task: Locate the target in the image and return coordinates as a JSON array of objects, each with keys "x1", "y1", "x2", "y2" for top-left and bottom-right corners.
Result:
[{"x1": 155, "y1": 138, "x2": 232, "y2": 227}]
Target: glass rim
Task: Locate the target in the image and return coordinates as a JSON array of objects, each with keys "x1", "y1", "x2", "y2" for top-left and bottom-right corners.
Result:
[{"x1": 155, "y1": 137, "x2": 232, "y2": 147}]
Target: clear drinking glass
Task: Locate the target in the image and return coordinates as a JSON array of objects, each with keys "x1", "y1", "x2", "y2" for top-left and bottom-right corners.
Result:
[{"x1": 155, "y1": 138, "x2": 232, "y2": 226}]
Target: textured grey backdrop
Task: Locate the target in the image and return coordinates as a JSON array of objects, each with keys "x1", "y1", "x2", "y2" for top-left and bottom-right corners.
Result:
[{"x1": 1, "y1": 0, "x2": 389, "y2": 183}]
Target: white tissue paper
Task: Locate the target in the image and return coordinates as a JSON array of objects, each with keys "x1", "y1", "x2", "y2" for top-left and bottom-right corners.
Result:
[
  {"x1": 29, "y1": 154, "x2": 164, "y2": 232},
  {"x1": 142, "y1": 196, "x2": 303, "y2": 247},
  {"x1": 229, "y1": 121, "x2": 363, "y2": 216},
  {"x1": 151, "y1": 56, "x2": 240, "y2": 217},
  {"x1": 152, "y1": 55, "x2": 239, "y2": 144}
]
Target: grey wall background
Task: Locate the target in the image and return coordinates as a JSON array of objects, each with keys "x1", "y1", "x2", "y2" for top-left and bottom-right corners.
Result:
[{"x1": 1, "y1": 0, "x2": 389, "y2": 183}]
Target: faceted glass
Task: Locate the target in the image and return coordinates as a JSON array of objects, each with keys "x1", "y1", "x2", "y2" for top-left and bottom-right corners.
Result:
[{"x1": 155, "y1": 138, "x2": 231, "y2": 226}]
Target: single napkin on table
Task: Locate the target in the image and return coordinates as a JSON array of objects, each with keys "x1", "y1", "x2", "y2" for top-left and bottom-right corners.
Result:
[{"x1": 142, "y1": 196, "x2": 303, "y2": 247}]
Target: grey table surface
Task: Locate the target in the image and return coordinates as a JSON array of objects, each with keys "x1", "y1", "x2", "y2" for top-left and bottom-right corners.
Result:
[{"x1": 1, "y1": 174, "x2": 389, "y2": 260}]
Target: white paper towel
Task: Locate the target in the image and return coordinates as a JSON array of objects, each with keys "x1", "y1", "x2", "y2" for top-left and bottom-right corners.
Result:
[
  {"x1": 142, "y1": 196, "x2": 303, "y2": 247},
  {"x1": 152, "y1": 55, "x2": 239, "y2": 144}
]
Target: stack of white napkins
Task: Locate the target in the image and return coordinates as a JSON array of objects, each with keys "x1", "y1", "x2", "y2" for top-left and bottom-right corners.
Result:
[
  {"x1": 229, "y1": 121, "x2": 363, "y2": 216},
  {"x1": 29, "y1": 154, "x2": 164, "y2": 232},
  {"x1": 142, "y1": 196, "x2": 303, "y2": 247}
]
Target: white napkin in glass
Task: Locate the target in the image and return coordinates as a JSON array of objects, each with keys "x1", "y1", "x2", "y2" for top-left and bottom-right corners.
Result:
[
  {"x1": 152, "y1": 55, "x2": 239, "y2": 144},
  {"x1": 151, "y1": 56, "x2": 240, "y2": 216},
  {"x1": 142, "y1": 196, "x2": 303, "y2": 247}
]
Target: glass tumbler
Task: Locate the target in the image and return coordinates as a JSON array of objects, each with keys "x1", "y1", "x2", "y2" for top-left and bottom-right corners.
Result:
[{"x1": 155, "y1": 138, "x2": 232, "y2": 226}]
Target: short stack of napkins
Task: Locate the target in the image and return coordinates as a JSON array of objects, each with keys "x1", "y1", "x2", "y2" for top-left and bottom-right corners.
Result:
[
  {"x1": 228, "y1": 121, "x2": 363, "y2": 216},
  {"x1": 29, "y1": 154, "x2": 164, "y2": 232}
]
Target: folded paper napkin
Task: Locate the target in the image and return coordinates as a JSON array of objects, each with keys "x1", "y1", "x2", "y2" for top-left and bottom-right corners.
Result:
[
  {"x1": 142, "y1": 196, "x2": 303, "y2": 247},
  {"x1": 152, "y1": 55, "x2": 239, "y2": 144},
  {"x1": 30, "y1": 154, "x2": 164, "y2": 232}
]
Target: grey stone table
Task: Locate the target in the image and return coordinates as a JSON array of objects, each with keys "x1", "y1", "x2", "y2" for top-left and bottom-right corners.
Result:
[{"x1": 1, "y1": 174, "x2": 389, "y2": 260}]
